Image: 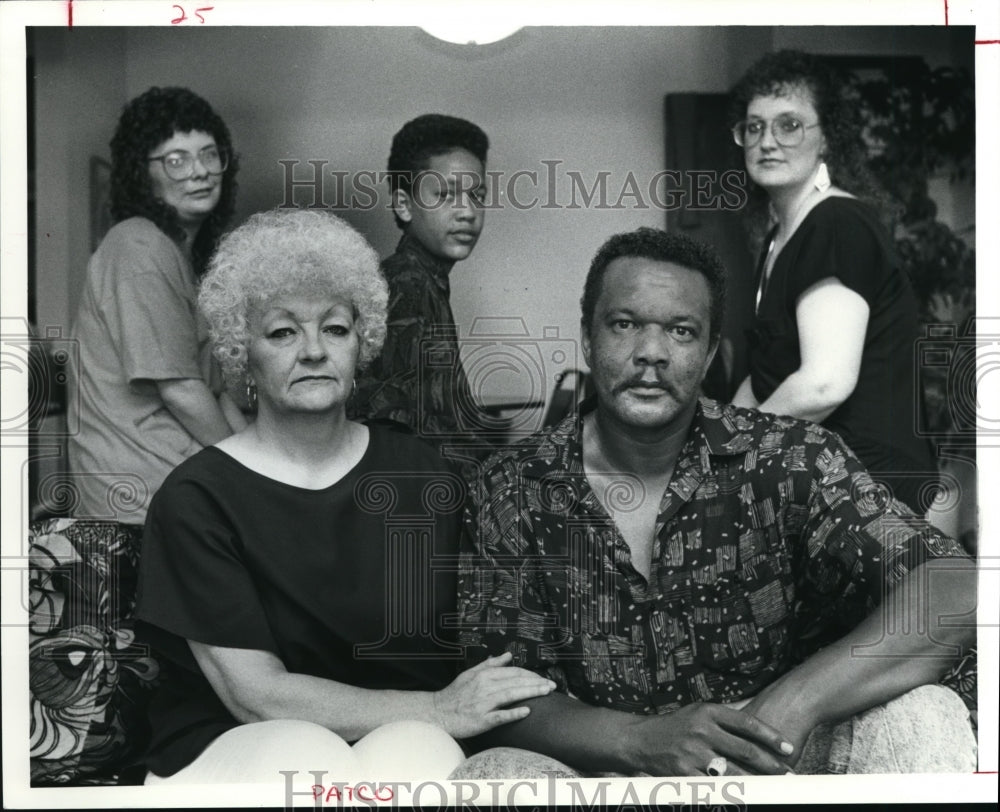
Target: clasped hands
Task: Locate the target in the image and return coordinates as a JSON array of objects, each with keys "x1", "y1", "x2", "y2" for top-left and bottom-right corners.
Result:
[{"x1": 624, "y1": 694, "x2": 813, "y2": 777}]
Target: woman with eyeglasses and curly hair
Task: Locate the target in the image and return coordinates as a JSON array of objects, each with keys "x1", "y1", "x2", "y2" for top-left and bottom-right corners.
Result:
[
  {"x1": 729, "y1": 50, "x2": 937, "y2": 516},
  {"x1": 68, "y1": 87, "x2": 247, "y2": 524}
]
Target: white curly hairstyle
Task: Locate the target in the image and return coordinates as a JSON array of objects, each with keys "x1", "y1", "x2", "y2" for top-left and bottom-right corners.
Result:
[{"x1": 198, "y1": 209, "x2": 388, "y2": 383}]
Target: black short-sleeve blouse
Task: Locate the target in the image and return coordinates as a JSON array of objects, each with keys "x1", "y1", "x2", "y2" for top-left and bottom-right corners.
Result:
[
  {"x1": 747, "y1": 197, "x2": 936, "y2": 511},
  {"x1": 134, "y1": 424, "x2": 466, "y2": 776}
]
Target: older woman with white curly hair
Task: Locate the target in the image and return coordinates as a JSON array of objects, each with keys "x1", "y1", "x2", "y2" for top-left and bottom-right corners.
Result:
[{"x1": 135, "y1": 209, "x2": 557, "y2": 784}]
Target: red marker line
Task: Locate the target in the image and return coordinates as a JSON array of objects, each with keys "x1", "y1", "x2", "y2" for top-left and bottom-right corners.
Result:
[
  {"x1": 67, "y1": 0, "x2": 73, "y2": 28},
  {"x1": 948, "y1": 0, "x2": 1000, "y2": 43}
]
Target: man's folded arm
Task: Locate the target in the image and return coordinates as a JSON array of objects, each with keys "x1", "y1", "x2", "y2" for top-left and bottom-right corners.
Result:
[
  {"x1": 472, "y1": 687, "x2": 797, "y2": 776},
  {"x1": 741, "y1": 437, "x2": 978, "y2": 759},
  {"x1": 472, "y1": 554, "x2": 976, "y2": 775},
  {"x1": 743, "y1": 555, "x2": 977, "y2": 759}
]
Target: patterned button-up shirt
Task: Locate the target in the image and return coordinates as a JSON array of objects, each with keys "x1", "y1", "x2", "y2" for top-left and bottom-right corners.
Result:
[
  {"x1": 350, "y1": 233, "x2": 489, "y2": 447},
  {"x1": 458, "y1": 398, "x2": 965, "y2": 714}
]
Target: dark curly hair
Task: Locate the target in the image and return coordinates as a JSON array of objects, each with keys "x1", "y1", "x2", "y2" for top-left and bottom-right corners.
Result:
[
  {"x1": 386, "y1": 114, "x2": 488, "y2": 229},
  {"x1": 728, "y1": 50, "x2": 892, "y2": 249},
  {"x1": 581, "y1": 227, "x2": 726, "y2": 343},
  {"x1": 109, "y1": 86, "x2": 239, "y2": 274}
]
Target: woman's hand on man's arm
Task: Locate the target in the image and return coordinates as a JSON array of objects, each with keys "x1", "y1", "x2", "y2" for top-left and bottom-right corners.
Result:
[
  {"x1": 432, "y1": 652, "x2": 557, "y2": 737},
  {"x1": 189, "y1": 643, "x2": 555, "y2": 742}
]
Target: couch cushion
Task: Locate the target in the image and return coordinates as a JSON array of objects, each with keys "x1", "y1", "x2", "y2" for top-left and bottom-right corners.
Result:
[{"x1": 29, "y1": 519, "x2": 160, "y2": 785}]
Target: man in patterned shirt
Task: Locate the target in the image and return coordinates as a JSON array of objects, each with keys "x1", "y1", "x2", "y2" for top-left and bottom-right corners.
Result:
[
  {"x1": 350, "y1": 114, "x2": 496, "y2": 462},
  {"x1": 457, "y1": 228, "x2": 976, "y2": 776}
]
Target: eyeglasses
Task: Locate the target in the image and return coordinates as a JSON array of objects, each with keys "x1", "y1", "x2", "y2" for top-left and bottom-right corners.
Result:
[
  {"x1": 732, "y1": 115, "x2": 820, "y2": 148},
  {"x1": 148, "y1": 145, "x2": 229, "y2": 180}
]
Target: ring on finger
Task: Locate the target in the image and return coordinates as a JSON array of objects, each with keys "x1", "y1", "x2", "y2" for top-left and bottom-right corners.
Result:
[{"x1": 706, "y1": 756, "x2": 727, "y2": 777}]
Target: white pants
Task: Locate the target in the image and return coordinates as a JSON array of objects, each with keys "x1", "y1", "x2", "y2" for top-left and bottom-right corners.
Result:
[{"x1": 145, "y1": 718, "x2": 465, "y2": 784}]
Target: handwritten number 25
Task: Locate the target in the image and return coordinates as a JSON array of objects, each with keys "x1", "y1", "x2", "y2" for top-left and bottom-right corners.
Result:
[{"x1": 171, "y1": 5, "x2": 214, "y2": 24}]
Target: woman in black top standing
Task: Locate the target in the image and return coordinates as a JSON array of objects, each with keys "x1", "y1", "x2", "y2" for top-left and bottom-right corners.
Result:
[{"x1": 729, "y1": 50, "x2": 936, "y2": 515}]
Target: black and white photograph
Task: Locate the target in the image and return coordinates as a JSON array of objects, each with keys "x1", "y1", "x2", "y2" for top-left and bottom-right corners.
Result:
[{"x1": 1, "y1": 1, "x2": 997, "y2": 808}]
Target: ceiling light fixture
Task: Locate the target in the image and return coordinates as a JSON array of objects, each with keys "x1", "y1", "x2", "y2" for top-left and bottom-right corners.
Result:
[{"x1": 420, "y1": 23, "x2": 522, "y2": 46}]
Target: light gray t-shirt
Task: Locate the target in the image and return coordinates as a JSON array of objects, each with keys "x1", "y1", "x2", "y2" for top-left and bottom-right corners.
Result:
[{"x1": 67, "y1": 217, "x2": 221, "y2": 523}]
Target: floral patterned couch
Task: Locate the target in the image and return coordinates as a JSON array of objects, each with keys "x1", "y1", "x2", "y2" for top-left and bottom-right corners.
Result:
[
  {"x1": 29, "y1": 518, "x2": 158, "y2": 786},
  {"x1": 27, "y1": 517, "x2": 979, "y2": 786}
]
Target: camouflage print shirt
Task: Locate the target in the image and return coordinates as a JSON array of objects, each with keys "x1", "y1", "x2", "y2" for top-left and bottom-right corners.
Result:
[
  {"x1": 350, "y1": 233, "x2": 489, "y2": 451},
  {"x1": 458, "y1": 398, "x2": 967, "y2": 713}
]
